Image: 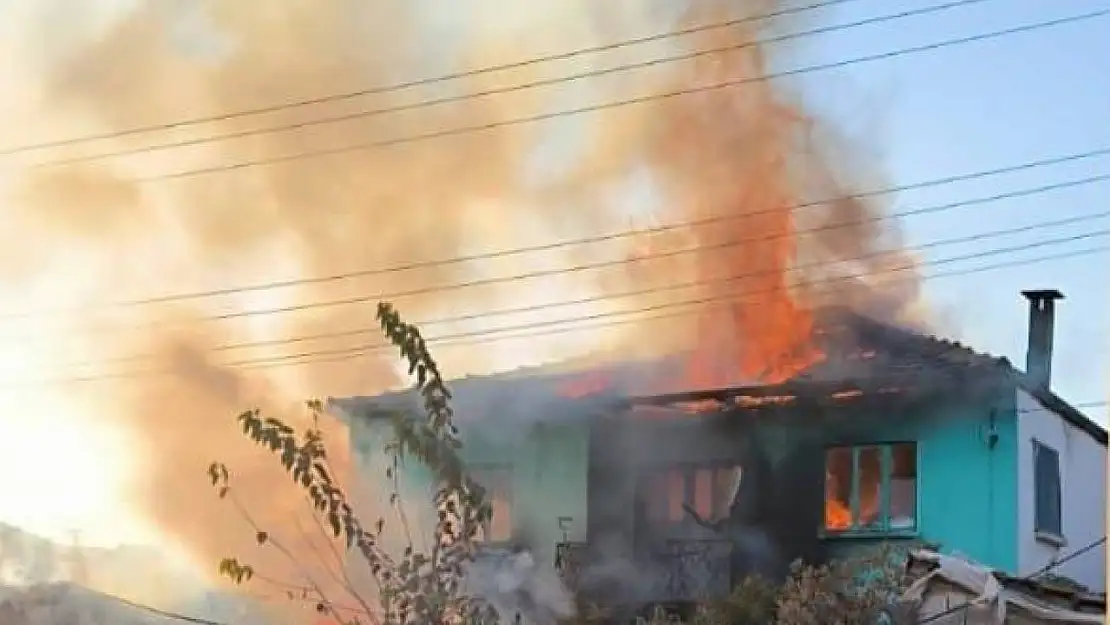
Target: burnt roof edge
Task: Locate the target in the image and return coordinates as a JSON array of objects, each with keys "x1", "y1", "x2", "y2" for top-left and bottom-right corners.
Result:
[
  {"x1": 817, "y1": 309, "x2": 1108, "y2": 447},
  {"x1": 622, "y1": 378, "x2": 873, "y2": 408}
]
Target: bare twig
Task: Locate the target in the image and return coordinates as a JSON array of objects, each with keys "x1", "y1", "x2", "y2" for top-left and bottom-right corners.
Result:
[
  {"x1": 301, "y1": 493, "x2": 382, "y2": 621},
  {"x1": 389, "y1": 453, "x2": 416, "y2": 550},
  {"x1": 294, "y1": 510, "x2": 348, "y2": 590},
  {"x1": 226, "y1": 491, "x2": 367, "y2": 625}
]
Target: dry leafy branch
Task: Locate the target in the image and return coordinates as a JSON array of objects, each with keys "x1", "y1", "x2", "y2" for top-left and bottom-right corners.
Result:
[{"x1": 206, "y1": 302, "x2": 496, "y2": 625}]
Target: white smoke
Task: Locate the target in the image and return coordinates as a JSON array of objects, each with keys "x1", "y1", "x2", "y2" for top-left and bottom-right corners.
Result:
[{"x1": 464, "y1": 548, "x2": 575, "y2": 625}]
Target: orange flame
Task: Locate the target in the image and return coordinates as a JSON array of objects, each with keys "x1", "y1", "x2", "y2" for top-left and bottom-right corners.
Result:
[
  {"x1": 557, "y1": 373, "x2": 614, "y2": 398},
  {"x1": 824, "y1": 468, "x2": 881, "y2": 531},
  {"x1": 824, "y1": 499, "x2": 853, "y2": 531}
]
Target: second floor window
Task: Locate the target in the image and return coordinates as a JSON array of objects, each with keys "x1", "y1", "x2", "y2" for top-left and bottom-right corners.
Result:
[{"x1": 824, "y1": 443, "x2": 917, "y2": 534}]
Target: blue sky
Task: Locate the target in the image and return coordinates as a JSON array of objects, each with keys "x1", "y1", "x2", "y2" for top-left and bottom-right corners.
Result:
[{"x1": 779, "y1": 0, "x2": 1108, "y2": 423}]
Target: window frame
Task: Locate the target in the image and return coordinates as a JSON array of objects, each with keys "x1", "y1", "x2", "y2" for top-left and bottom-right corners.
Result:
[
  {"x1": 640, "y1": 461, "x2": 743, "y2": 528},
  {"x1": 469, "y1": 463, "x2": 514, "y2": 544},
  {"x1": 1031, "y1": 439, "x2": 1064, "y2": 542},
  {"x1": 821, "y1": 441, "x2": 919, "y2": 538}
]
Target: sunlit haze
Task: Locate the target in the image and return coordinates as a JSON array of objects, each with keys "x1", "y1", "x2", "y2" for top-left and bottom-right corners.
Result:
[{"x1": 0, "y1": 0, "x2": 1105, "y2": 608}]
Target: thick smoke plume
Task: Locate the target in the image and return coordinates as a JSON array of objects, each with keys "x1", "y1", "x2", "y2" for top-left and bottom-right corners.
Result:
[{"x1": 0, "y1": 0, "x2": 924, "y2": 617}]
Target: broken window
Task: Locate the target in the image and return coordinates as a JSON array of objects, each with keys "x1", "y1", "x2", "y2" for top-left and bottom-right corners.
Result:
[
  {"x1": 470, "y1": 465, "x2": 513, "y2": 543},
  {"x1": 890, "y1": 443, "x2": 917, "y2": 529},
  {"x1": 642, "y1": 464, "x2": 743, "y2": 527},
  {"x1": 824, "y1": 443, "x2": 917, "y2": 534}
]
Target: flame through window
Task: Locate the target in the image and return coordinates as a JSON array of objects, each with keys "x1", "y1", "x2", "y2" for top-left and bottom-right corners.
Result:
[{"x1": 824, "y1": 443, "x2": 916, "y2": 533}]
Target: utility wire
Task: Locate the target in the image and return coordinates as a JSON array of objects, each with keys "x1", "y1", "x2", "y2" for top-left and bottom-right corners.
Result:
[
  {"x1": 0, "y1": 0, "x2": 866, "y2": 157},
  {"x1": 167, "y1": 244, "x2": 1110, "y2": 369},
  {"x1": 1025, "y1": 536, "x2": 1108, "y2": 580},
  {"x1": 79, "y1": 536, "x2": 1110, "y2": 625},
  {"x1": 9, "y1": 240, "x2": 1106, "y2": 387},
  {"x1": 61, "y1": 207, "x2": 1110, "y2": 366},
  {"x1": 67, "y1": 458, "x2": 1110, "y2": 625},
  {"x1": 81, "y1": 586, "x2": 226, "y2": 625},
  {"x1": 213, "y1": 238, "x2": 1110, "y2": 367},
  {"x1": 4, "y1": 151, "x2": 1106, "y2": 320},
  {"x1": 193, "y1": 180, "x2": 1110, "y2": 324},
  {"x1": 917, "y1": 535, "x2": 1109, "y2": 624},
  {"x1": 135, "y1": 9, "x2": 1109, "y2": 183},
  {"x1": 18, "y1": 0, "x2": 989, "y2": 170}
]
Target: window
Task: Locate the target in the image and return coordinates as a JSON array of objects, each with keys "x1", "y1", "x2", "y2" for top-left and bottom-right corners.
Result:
[
  {"x1": 824, "y1": 443, "x2": 917, "y2": 534},
  {"x1": 1032, "y1": 441, "x2": 1062, "y2": 538},
  {"x1": 470, "y1": 465, "x2": 513, "y2": 543},
  {"x1": 642, "y1": 464, "x2": 743, "y2": 526}
]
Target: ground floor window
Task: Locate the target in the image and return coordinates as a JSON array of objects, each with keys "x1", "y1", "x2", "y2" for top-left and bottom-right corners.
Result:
[
  {"x1": 824, "y1": 442, "x2": 917, "y2": 533},
  {"x1": 470, "y1": 465, "x2": 514, "y2": 543},
  {"x1": 641, "y1": 463, "x2": 744, "y2": 527}
]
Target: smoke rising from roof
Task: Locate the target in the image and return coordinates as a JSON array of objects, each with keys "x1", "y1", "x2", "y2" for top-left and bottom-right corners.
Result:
[{"x1": 0, "y1": 0, "x2": 925, "y2": 616}]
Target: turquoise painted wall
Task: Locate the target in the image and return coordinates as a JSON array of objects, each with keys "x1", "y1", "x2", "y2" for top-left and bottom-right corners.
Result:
[
  {"x1": 816, "y1": 396, "x2": 1019, "y2": 572},
  {"x1": 347, "y1": 393, "x2": 1021, "y2": 575},
  {"x1": 348, "y1": 415, "x2": 590, "y2": 568}
]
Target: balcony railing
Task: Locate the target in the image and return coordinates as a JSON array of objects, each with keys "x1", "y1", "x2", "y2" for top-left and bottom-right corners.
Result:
[
  {"x1": 554, "y1": 541, "x2": 590, "y2": 593},
  {"x1": 653, "y1": 539, "x2": 733, "y2": 601},
  {"x1": 555, "y1": 539, "x2": 733, "y2": 603}
]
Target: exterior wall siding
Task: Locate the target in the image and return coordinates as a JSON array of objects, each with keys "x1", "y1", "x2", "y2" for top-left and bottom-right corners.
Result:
[
  {"x1": 346, "y1": 394, "x2": 1034, "y2": 581},
  {"x1": 817, "y1": 399, "x2": 1019, "y2": 573},
  {"x1": 1015, "y1": 389, "x2": 1107, "y2": 591},
  {"x1": 347, "y1": 416, "x2": 589, "y2": 569},
  {"x1": 914, "y1": 402, "x2": 1018, "y2": 573}
]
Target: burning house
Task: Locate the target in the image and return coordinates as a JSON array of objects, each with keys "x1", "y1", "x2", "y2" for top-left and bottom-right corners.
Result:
[{"x1": 329, "y1": 290, "x2": 1107, "y2": 608}]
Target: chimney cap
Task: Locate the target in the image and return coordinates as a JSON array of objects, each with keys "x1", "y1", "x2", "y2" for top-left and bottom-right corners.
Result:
[{"x1": 1022, "y1": 289, "x2": 1065, "y2": 302}]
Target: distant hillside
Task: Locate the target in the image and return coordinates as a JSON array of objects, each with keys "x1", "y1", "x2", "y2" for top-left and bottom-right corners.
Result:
[
  {"x1": 0, "y1": 582, "x2": 178, "y2": 625},
  {"x1": 0, "y1": 525, "x2": 278, "y2": 624},
  {"x1": 0, "y1": 522, "x2": 170, "y2": 587}
]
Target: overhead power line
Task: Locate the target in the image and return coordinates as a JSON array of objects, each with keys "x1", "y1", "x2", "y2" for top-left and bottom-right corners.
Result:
[
  {"x1": 200, "y1": 178, "x2": 1110, "y2": 324},
  {"x1": 72, "y1": 524, "x2": 1110, "y2": 625},
  {"x1": 18, "y1": 0, "x2": 989, "y2": 169},
  {"x1": 918, "y1": 535, "x2": 1109, "y2": 624},
  {"x1": 82, "y1": 586, "x2": 226, "y2": 625},
  {"x1": 205, "y1": 238, "x2": 1110, "y2": 368},
  {"x1": 3, "y1": 147, "x2": 1106, "y2": 319},
  {"x1": 67, "y1": 208, "x2": 1110, "y2": 365},
  {"x1": 133, "y1": 9, "x2": 1109, "y2": 183},
  {"x1": 10, "y1": 239, "x2": 1107, "y2": 386},
  {"x1": 0, "y1": 0, "x2": 879, "y2": 157},
  {"x1": 1025, "y1": 536, "x2": 1108, "y2": 579}
]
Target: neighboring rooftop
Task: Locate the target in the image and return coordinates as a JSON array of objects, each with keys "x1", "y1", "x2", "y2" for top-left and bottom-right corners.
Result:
[{"x1": 904, "y1": 549, "x2": 1106, "y2": 622}]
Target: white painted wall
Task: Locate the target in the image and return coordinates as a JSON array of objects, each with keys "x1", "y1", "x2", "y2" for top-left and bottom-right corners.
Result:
[{"x1": 1015, "y1": 390, "x2": 1107, "y2": 591}]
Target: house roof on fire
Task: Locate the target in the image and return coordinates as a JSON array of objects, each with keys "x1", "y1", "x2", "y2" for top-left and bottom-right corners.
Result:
[{"x1": 328, "y1": 308, "x2": 1107, "y2": 446}]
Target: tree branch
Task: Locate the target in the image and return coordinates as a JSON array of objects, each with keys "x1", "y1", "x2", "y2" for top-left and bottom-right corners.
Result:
[
  {"x1": 226, "y1": 491, "x2": 363, "y2": 625},
  {"x1": 300, "y1": 494, "x2": 381, "y2": 622}
]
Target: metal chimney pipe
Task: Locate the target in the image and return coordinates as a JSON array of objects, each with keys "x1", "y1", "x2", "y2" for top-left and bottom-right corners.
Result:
[{"x1": 1021, "y1": 289, "x2": 1064, "y2": 391}]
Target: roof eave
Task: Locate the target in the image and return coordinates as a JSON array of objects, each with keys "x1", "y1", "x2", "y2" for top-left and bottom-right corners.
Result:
[{"x1": 1008, "y1": 372, "x2": 1109, "y2": 446}]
